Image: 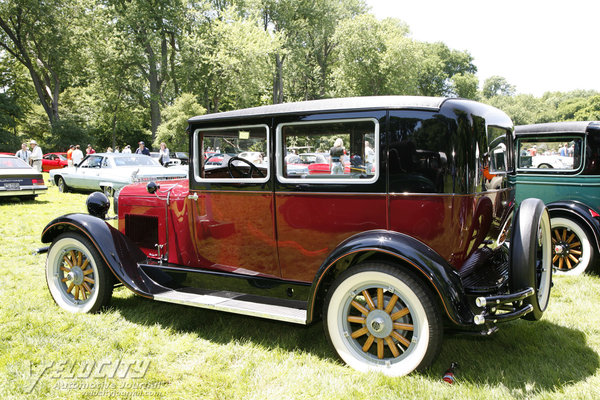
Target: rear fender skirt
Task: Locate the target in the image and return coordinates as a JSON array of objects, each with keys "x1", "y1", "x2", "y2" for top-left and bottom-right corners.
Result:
[
  {"x1": 547, "y1": 201, "x2": 600, "y2": 249},
  {"x1": 41, "y1": 213, "x2": 158, "y2": 298},
  {"x1": 307, "y1": 229, "x2": 473, "y2": 326}
]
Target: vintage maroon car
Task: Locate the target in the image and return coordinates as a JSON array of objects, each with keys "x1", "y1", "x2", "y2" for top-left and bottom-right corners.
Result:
[
  {"x1": 42, "y1": 152, "x2": 68, "y2": 172},
  {"x1": 40, "y1": 96, "x2": 552, "y2": 377}
]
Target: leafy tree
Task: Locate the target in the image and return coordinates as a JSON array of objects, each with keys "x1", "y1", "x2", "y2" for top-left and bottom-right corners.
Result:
[
  {"x1": 450, "y1": 73, "x2": 479, "y2": 100},
  {"x1": 105, "y1": 0, "x2": 186, "y2": 140},
  {"x1": 417, "y1": 42, "x2": 476, "y2": 96},
  {"x1": 0, "y1": 0, "x2": 89, "y2": 126},
  {"x1": 154, "y1": 93, "x2": 206, "y2": 151},
  {"x1": 332, "y1": 15, "x2": 421, "y2": 96},
  {"x1": 180, "y1": 7, "x2": 275, "y2": 113},
  {"x1": 0, "y1": 92, "x2": 22, "y2": 151},
  {"x1": 482, "y1": 75, "x2": 516, "y2": 98}
]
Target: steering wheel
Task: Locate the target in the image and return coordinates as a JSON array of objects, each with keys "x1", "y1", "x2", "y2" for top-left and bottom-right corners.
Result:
[{"x1": 227, "y1": 156, "x2": 265, "y2": 178}]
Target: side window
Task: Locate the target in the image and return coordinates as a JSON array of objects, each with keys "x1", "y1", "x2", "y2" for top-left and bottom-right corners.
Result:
[
  {"x1": 195, "y1": 125, "x2": 269, "y2": 181},
  {"x1": 517, "y1": 137, "x2": 582, "y2": 171},
  {"x1": 487, "y1": 126, "x2": 509, "y2": 173},
  {"x1": 277, "y1": 119, "x2": 378, "y2": 183}
]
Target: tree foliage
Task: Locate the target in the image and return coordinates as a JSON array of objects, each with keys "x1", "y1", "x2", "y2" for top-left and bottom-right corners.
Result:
[
  {"x1": 0, "y1": 1, "x2": 598, "y2": 152},
  {"x1": 154, "y1": 93, "x2": 206, "y2": 151}
]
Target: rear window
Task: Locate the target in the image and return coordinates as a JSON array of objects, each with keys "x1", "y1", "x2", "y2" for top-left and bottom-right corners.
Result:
[
  {"x1": 0, "y1": 157, "x2": 31, "y2": 169},
  {"x1": 516, "y1": 137, "x2": 582, "y2": 172}
]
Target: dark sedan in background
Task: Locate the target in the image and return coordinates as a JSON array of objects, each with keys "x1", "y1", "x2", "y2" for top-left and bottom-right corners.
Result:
[{"x1": 0, "y1": 155, "x2": 48, "y2": 200}]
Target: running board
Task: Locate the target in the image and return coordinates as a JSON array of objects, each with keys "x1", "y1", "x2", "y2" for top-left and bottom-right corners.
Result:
[{"x1": 153, "y1": 289, "x2": 307, "y2": 325}]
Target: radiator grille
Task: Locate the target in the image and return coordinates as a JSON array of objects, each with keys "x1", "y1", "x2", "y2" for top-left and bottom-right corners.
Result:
[{"x1": 125, "y1": 214, "x2": 159, "y2": 249}]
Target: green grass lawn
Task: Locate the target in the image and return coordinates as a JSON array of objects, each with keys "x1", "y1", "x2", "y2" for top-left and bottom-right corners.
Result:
[{"x1": 1, "y1": 178, "x2": 600, "y2": 399}]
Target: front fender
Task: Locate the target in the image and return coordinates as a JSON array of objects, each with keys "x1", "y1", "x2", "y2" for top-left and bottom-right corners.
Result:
[
  {"x1": 41, "y1": 213, "x2": 159, "y2": 298},
  {"x1": 547, "y1": 200, "x2": 600, "y2": 249},
  {"x1": 307, "y1": 230, "x2": 473, "y2": 327}
]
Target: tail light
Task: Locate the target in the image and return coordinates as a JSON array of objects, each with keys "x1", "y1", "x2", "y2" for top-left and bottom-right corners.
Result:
[
  {"x1": 590, "y1": 208, "x2": 600, "y2": 218},
  {"x1": 32, "y1": 178, "x2": 45, "y2": 186}
]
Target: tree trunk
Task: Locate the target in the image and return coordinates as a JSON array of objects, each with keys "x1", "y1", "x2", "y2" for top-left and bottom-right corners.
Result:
[{"x1": 273, "y1": 53, "x2": 284, "y2": 104}]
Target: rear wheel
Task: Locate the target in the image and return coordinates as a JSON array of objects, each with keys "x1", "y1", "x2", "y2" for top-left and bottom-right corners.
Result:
[
  {"x1": 551, "y1": 217, "x2": 596, "y2": 275},
  {"x1": 323, "y1": 263, "x2": 443, "y2": 376},
  {"x1": 510, "y1": 198, "x2": 552, "y2": 321},
  {"x1": 46, "y1": 232, "x2": 113, "y2": 313}
]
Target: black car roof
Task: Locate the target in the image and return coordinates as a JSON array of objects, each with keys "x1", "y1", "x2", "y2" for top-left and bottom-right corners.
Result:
[
  {"x1": 515, "y1": 121, "x2": 600, "y2": 135},
  {"x1": 188, "y1": 96, "x2": 449, "y2": 123}
]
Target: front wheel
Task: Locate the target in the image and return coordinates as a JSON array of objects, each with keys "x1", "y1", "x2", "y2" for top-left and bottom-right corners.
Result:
[
  {"x1": 46, "y1": 232, "x2": 113, "y2": 313},
  {"x1": 510, "y1": 198, "x2": 552, "y2": 321},
  {"x1": 551, "y1": 217, "x2": 596, "y2": 275},
  {"x1": 323, "y1": 263, "x2": 443, "y2": 377},
  {"x1": 56, "y1": 176, "x2": 69, "y2": 193}
]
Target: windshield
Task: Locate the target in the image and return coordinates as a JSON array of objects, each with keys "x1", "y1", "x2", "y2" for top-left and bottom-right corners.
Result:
[
  {"x1": 0, "y1": 156, "x2": 31, "y2": 169},
  {"x1": 113, "y1": 155, "x2": 160, "y2": 167}
]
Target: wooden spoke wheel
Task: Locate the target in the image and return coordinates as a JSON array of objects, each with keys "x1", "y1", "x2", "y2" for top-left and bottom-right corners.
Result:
[
  {"x1": 46, "y1": 233, "x2": 113, "y2": 313},
  {"x1": 551, "y1": 217, "x2": 595, "y2": 275},
  {"x1": 324, "y1": 263, "x2": 442, "y2": 377}
]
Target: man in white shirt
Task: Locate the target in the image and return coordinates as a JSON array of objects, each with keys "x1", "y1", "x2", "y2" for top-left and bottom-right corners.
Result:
[
  {"x1": 15, "y1": 143, "x2": 31, "y2": 164},
  {"x1": 72, "y1": 145, "x2": 84, "y2": 166},
  {"x1": 29, "y1": 140, "x2": 43, "y2": 172}
]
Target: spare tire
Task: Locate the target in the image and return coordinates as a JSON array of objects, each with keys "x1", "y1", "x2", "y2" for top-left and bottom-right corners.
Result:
[{"x1": 510, "y1": 198, "x2": 552, "y2": 321}]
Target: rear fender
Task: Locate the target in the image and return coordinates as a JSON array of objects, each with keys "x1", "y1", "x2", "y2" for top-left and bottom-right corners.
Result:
[
  {"x1": 307, "y1": 230, "x2": 473, "y2": 327},
  {"x1": 547, "y1": 200, "x2": 600, "y2": 249},
  {"x1": 41, "y1": 213, "x2": 158, "y2": 298}
]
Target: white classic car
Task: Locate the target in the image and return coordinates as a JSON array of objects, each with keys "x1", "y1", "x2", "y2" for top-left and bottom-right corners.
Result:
[{"x1": 49, "y1": 153, "x2": 187, "y2": 196}]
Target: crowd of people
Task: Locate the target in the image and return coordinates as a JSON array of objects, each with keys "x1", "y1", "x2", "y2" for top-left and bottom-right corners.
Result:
[{"x1": 15, "y1": 140, "x2": 172, "y2": 170}]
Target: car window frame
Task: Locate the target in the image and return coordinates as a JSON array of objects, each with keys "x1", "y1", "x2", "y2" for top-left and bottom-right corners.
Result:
[
  {"x1": 515, "y1": 135, "x2": 584, "y2": 174},
  {"x1": 192, "y1": 124, "x2": 270, "y2": 184},
  {"x1": 275, "y1": 118, "x2": 380, "y2": 185}
]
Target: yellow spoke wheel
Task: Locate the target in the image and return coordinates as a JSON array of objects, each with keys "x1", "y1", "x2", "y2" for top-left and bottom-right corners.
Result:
[
  {"x1": 324, "y1": 263, "x2": 442, "y2": 377},
  {"x1": 46, "y1": 233, "x2": 113, "y2": 313},
  {"x1": 550, "y1": 217, "x2": 594, "y2": 276}
]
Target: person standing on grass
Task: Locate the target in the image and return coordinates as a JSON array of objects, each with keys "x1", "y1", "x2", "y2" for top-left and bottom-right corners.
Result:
[
  {"x1": 15, "y1": 143, "x2": 31, "y2": 164},
  {"x1": 66, "y1": 145, "x2": 74, "y2": 167},
  {"x1": 72, "y1": 145, "x2": 84, "y2": 166},
  {"x1": 122, "y1": 145, "x2": 132, "y2": 154},
  {"x1": 29, "y1": 140, "x2": 43, "y2": 172}
]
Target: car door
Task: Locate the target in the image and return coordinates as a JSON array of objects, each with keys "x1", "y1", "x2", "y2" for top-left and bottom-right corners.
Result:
[
  {"x1": 75, "y1": 155, "x2": 104, "y2": 189},
  {"x1": 188, "y1": 123, "x2": 279, "y2": 277},
  {"x1": 274, "y1": 114, "x2": 388, "y2": 282}
]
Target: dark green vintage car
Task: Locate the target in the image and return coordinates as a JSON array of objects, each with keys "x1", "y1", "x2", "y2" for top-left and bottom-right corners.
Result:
[{"x1": 513, "y1": 121, "x2": 600, "y2": 275}]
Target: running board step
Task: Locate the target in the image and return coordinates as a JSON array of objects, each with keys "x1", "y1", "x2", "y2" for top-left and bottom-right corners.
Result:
[{"x1": 153, "y1": 289, "x2": 307, "y2": 325}]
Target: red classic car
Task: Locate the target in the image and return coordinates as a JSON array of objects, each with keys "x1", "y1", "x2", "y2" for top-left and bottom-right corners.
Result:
[
  {"x1": 42, "y1": 152, "x2": 68, "y2": 172},
  {"x1": 40, "y1": 96, "x2": 552, "y2": 377}
]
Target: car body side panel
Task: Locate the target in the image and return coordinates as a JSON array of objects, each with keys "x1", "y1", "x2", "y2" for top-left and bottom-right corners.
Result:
[
  {"x1": 389, "y1": 191, "x2": 513, "y2": 271},
  {"x1": 275, "y1": 192, "x2": 387, "y2": 281},
  {"x1": 306, "y1": 229, "x2": 474, "y2": 326}
]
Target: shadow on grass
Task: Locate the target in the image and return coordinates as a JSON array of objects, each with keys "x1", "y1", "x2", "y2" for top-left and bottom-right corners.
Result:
[
  {"x1": 427, "y1": 320, "x2": 599, "y2": 390},
  {"x1": 111, "y1": 294, "x2": 598, "y2": 390},
  {"x1": 0, "y1": 197, "x2": 50, "y2": 204},
  {"x1": 111, "y1": 294, "x2": 334, "y2": 360}
]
